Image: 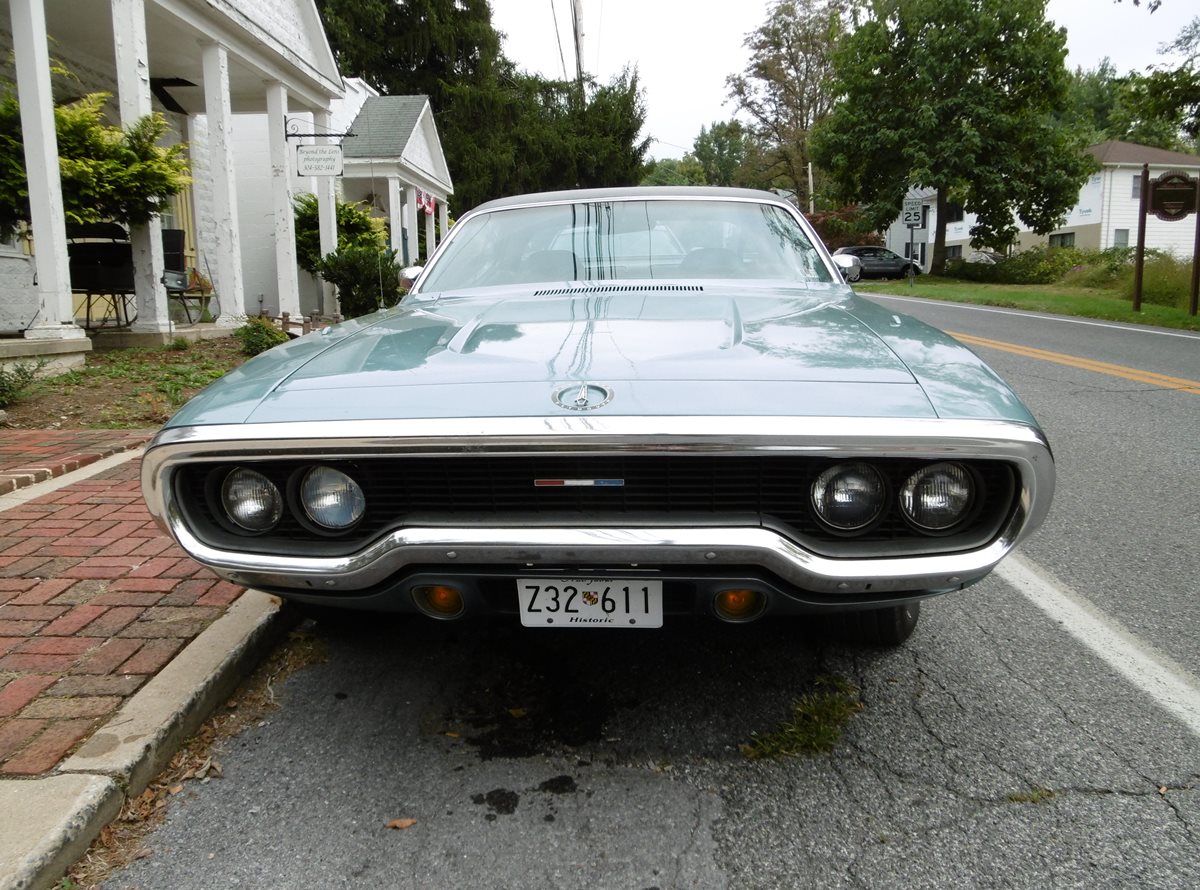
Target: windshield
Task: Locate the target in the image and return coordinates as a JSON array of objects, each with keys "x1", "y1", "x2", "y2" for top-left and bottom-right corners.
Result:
[{"x1": 417, "y1": 199, "x2": 834, "y2": 292}]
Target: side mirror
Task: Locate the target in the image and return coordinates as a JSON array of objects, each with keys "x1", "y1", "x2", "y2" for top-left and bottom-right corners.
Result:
[
  {"x1": 399, "y1": 265, "x2": 423, "y2": 290},
  {"x1": 831, "y1": 254, "x2": 861, "y2": 282}
]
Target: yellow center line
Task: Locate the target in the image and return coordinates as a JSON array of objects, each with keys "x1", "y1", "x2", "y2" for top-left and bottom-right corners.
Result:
[{"x1": 946, "y1": 331, "x2": 1200, "y2": 396}]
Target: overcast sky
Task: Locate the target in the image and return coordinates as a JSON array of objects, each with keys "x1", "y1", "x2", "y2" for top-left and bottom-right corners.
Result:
[{"x1": 487, "y1": 0, "x2": 1197, "y2": 159}]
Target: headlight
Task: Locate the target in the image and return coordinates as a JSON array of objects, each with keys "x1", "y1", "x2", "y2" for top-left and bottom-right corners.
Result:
[
  {"x1": 900, "y1": 462, "x2": 974, "y2": 532},
  {"x1": 221, "y1": 468, "x2": 283, "y2": 532},
  {"x1": 810, "y1": 463, "x2": 886, "y2": 532},
  {"x1": 300, "y1": 465, "x2": 366, "y2": 530}
]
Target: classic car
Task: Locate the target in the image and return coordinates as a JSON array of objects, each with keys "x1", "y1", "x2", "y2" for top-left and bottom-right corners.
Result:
[{"x1": 141, "y1": 187, "x2": 1054, "y2": 646}]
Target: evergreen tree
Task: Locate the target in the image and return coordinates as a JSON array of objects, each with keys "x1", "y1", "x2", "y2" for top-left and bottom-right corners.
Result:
[
  {"x1": 316, "y1": 0, "x2": 649, "y2": 211},
  {"x1": 692, "y1": 121, "x2": 749, "y2": 187}
]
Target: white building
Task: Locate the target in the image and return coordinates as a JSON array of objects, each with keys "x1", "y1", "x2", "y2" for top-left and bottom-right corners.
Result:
[
  {"x1": 0, "y1": 0, "x2": 344, "y2": 369},
  {"x1": 231, "y1": 82, "x2": 453, "y2": 318},
  {"x1": 885, "y1": 141, "x2": 1200, "y2": 269}
]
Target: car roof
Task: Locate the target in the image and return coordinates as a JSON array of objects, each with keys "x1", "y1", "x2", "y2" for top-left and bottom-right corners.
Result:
[{"x1": 471, "y1": 186, "x2": 792, "y2": 214}]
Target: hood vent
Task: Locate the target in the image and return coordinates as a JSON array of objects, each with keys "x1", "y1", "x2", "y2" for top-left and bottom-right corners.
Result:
[{"x1": 532, "y1": 284, "x2": 705, "y2": 297}]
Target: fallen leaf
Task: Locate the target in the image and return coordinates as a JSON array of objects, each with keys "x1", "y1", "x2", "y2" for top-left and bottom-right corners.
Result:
[
  {"x1": 1159, "y1": 786, "x2": 1169, "y2": 795},
  {"x1": 445, "y1": 731, "x2": 459, "y2": 738},
  {"x1": 386, "y1": 818, "x2": 418, "y2": 830},
  {"x1": 508, "y1": 708, "x2": 528, "y2": 719},
  {"x1": 168, "y1": 785, "x2": 184, "y2": 795}
]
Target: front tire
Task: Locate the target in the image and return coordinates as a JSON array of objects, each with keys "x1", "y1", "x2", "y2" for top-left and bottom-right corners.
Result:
[{"x1": 821, "y1": 601, "x2": 920, "y2": 646}]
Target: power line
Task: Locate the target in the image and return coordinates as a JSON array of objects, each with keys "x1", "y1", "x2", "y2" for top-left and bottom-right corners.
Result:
[{"x1": 550, "y1": 0, "x2": 569, "y2": 81}]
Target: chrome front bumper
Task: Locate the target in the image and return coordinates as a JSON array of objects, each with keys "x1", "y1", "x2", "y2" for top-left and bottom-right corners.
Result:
[{"x1": 142, "y1": 416, "x2": 1055, "y2": 600}]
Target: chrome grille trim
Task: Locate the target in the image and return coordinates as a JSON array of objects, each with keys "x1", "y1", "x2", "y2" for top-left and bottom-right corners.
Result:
[{"x1": 142, "y1": 416, "x2": 1053, "y2": 598}]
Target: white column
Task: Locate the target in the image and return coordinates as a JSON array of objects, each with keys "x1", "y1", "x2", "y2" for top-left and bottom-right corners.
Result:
[
  {"x1": 112, "y1": 0, "x2": 170, "y2": 334},
  {"x1": 11, "y1": 0, "x2": 85, "y2": 340},
  {"x1": 425, "y1": 202, "x2": 436, "y2": 261},
  {"x1": 405, "y1": 187, "x2": 420, "y2": 262},
  {"x1": 201, "y1": 42, "x2": 244, "y2": 324},
  {"x1": 313, "y1": 108, "x2": 338, "y2": 316},
  {"x1": 438, "y1": 199, "x2": 450, "y2": 245},
  {"x1": 387, "y1": 176, "x2": 403, "y2": 258},
  {"x1": 266, "y1": 81, "x2": 300, "y2": 316}
]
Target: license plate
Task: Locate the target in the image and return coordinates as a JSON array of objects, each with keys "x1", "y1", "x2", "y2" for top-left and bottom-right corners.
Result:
[{"x1": 517, "y1": 578, "x2": 663, "y2": 628}]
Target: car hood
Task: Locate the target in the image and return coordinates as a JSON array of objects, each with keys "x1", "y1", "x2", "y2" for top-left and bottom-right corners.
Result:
[{"x1": 167, "y1": 284, "x2": 1035, "y2": 427}]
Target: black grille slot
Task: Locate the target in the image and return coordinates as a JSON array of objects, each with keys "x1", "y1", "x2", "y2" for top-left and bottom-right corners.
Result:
[{"x1": 176, "y1": 455, "x2": 1017, "y2": 558}]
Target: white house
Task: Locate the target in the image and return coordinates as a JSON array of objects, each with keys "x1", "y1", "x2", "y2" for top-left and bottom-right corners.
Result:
[
  {"x1": 231, "y1": 81, "x2": 453, "y2": 318},
  {"x1": 885, "y1": 141, "x2": 1200, "y2": 268},
  {"x1": 0, "y1": 0, "x2": 344, "y2": 369}
]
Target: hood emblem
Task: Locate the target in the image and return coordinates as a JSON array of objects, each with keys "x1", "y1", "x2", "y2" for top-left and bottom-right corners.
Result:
[{"x1": 553, "y1": 382, "x2": 613, "y2": 411}]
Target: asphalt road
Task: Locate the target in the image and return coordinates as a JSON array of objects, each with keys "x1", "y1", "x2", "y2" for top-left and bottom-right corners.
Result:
[{"x1": 110, "y1": 296, "x2": 1200, "y2": 890}]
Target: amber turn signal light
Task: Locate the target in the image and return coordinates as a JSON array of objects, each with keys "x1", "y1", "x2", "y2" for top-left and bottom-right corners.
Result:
[
  {"x1": 713, "y1": 588, "x2": 765, "y2": 622},
  {"x1": 413, "y1": 584, "x2": 465, "y2": 619}
]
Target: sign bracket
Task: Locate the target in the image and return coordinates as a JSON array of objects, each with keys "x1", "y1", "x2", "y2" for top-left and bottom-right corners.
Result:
[{"x1": 284, "y1": 117, "x2": 357, "y2": 140}]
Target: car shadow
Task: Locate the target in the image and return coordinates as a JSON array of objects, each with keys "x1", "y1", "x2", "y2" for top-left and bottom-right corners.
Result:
[{"x1": 290, "y1": 607, "x2": 900, "y2": 763}]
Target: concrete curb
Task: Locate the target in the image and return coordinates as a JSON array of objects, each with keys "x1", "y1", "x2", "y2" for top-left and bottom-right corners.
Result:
[
  {"x1": 0, "y1": 590, "x2": 288, "y2": 890},
  {"x1": 0, "y1": 775, "x2": 122, "y2": 890}
]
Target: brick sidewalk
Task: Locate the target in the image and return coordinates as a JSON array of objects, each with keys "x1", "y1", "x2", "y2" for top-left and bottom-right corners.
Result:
[
  {"x1": 0, "y1": 430, "x2": 150, "y2": 494},
  {"x1": 0, "y1": 454, "x2": 243, "y2": 775}
]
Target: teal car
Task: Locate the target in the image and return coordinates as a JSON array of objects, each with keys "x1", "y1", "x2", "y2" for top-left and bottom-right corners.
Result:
[{"x1": 141, "y1": 188, "x2": 1054, "y2": 646}]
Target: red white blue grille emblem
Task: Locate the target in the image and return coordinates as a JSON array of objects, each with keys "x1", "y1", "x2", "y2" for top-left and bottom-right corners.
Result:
[{"x1": 534, "y1": 479, "x2": 625, "y2": 487}]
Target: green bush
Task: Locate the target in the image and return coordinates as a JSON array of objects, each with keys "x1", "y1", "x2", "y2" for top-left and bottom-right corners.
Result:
[
  {"x1": 293, "y1": 194, "x2": 387, "y2": 275},
  {"x1": 232, "y1": 316, "x2": 290, "y2": 356},
  {"x1": 0, "y1": 361, "x2": 40, "y2": 409},
  {"x1": 0, "y1": 87, "x2": 190, "y2": 236},
  {"x1": 945, "y1": 245, "x2": 1089, "y2": 285},
  {"x1": 316, "y1": 245, "x2": 404, "y2": 319},
  {"x1": 998, "y1": 246, "x2": 1089, "y2": 284},
  {"x1": 1118, "y1": 251, "x2": 1193, "y2": 308}
]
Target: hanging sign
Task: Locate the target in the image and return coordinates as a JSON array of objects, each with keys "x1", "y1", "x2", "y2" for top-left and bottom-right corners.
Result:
[
  {"x1": 296, "y1": 144, "x2": 343, "y2": 177},
  {"x1": 1149, "y1": 171, "x2": 1198, "y2": 222}
]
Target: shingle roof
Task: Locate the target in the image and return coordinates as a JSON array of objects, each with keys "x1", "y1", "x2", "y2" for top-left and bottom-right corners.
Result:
[
  {"x1": 1088, "y1": 140, "x2": 1200, "y2": 168},
  {"x1": 343, "y1": 96, "x2": 429, "y2": 159}
]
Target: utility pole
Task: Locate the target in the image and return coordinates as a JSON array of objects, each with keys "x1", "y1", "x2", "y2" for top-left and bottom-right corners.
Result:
[{"x1": 572, "y1": 0, "x2": 585, "y2": 89}]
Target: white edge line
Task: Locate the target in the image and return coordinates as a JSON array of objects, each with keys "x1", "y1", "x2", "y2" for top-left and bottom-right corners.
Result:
[
  {"x1": 869, "y1": 292, "x2": 1200, "y2": 340},
  {"x1": 998, "y1": 551, "x2": 1200, "y2": 738},
  {"x1": 0, "y1": 447, "x2": 145, "y2": 513}
]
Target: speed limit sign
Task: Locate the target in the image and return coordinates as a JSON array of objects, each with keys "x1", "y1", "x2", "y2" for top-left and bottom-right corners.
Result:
[{"x1": 902, "y1": 198, "x2": 923, "y2": 227}]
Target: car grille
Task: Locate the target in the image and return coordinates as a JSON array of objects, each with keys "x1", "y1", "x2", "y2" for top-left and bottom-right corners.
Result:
[{"x1": 176, "y1": 455, "x2": 1017, "y2": 558}]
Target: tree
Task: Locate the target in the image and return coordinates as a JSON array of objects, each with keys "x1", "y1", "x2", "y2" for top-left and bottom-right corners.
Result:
[
  {"x1": 316, "y1": 0, "x2": 650, "y2": 210},
  {"x1": 1063, "y1": 61, "x2": 1184, "y2": 150},
  {"x1": 810, "y1": 0, "x2": 1095, "y2": 273},
  {"x1": 316, "y1": 0, "x2": 501, "y2": 103},
  {"x1": 640, "y1": 155, "x2": 707, "y2": 186},
  {"x1": 692, "y1": 121, "x2": 749, "y2": 186},
  {"x1": 1123, "y1": 16, "x2": 1200, "y2": 143},
  {"x1": 726, "y1": 0, "x2": 843, "y2": 205},
  {"x1": 807, "y1": 205, "x2": 883, "y2": 249}
]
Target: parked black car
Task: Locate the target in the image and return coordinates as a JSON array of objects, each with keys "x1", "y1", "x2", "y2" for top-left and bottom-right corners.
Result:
[{"x1": 833, "y1": 246, "x2": 921, "y2": 279}]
